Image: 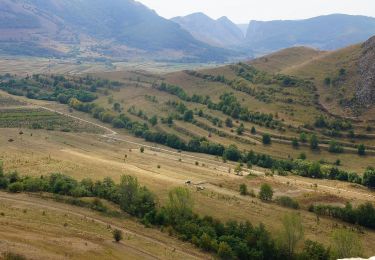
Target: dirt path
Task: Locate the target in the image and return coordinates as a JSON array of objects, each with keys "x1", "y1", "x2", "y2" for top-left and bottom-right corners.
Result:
[{"x1": 0, "y1": 192, "x2": 204, "y2": 260}]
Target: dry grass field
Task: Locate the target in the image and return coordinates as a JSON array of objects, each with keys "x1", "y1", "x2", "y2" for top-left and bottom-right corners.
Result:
[
  {"x1": 0, "y1": 114, "x2": 374, "y2": 257},
  {"x1": 0, "y1": 192, "x2": 207, "y2": 260},
  {"x1": 93, "y1": 67, "x2": 374, "y2": 174}
]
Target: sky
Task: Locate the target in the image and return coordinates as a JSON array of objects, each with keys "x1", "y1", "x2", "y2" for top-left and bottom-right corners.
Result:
[{"x1": 137, "y1": 0, "x2": 375, "y2": 23}]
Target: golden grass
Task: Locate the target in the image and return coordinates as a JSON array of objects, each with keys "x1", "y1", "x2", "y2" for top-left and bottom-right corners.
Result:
[
  {"x1": 0, "y1": 192, "x2": 205, "y2": 260},
  {"x1": 1, "y1": 128, "x2": 375, "y2": 256}
]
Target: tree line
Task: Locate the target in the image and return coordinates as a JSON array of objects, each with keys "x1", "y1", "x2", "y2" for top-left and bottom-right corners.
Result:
[
  {"x1": 309, "y1": 202, "x2": 375, "y2": 229},
  {"x1": 155, "y1": 81, "x2": 281, "y2": 130}
]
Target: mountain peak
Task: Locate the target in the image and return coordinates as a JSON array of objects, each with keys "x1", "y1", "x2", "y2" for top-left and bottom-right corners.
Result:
[{"x1": 172, "y1": 13, "x2": 244, "y2": 47}]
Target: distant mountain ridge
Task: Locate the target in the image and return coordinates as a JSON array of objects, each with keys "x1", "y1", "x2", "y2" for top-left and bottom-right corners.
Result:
[
  {"x1": 169, "y1": 13, "x2": 244, "y2": 48},
  {"x1": 172, "y1": 13, "x2": 244, "y2": 48},
  {"x1": 245, "y1": 14, "x2": 375, "y2": 54},
  {"x1": 0, "y1": 0, "x2": 231, "y2": 61},
  {"x1": 0, "y1": 1, "x2": 375, "y2": 62}
]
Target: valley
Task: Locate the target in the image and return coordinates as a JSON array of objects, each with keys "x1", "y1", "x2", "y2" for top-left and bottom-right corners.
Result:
[
  {"x1": 0, "y1": 36, "x2": 374, "y2": 258},
  {"x1": 0, "y1": 1, "x2": 374, "y2": 258}
]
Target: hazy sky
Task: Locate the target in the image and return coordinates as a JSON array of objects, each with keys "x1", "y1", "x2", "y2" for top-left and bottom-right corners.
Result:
[{"x1": 137, "y1": 0, "x2": 375, "y2": 23}]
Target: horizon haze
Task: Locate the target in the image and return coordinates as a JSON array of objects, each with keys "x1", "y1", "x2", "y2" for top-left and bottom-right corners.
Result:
[{"x1": 138, "y1": 0, "x2": 375, "y2": 23}]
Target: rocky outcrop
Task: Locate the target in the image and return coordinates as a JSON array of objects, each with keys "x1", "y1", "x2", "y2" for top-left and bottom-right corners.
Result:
[{"x1": 356, "y1": 36, "x2": 375, "y2": 107}]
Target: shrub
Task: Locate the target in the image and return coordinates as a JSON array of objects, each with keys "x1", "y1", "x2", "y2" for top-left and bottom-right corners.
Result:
[
  {"x1": 262, "y1": 134, "x2": 271, "y2": 145},
  {"x1": 2, "y1": 252, "x2": 27, "y2": 260},
  {"x1": 292, "y1": 138, "x2": 299, "y2": 148},
  {"x1": 309, "y1": 134, "x2": 319, "y2": 150},
  {"x1": 298, "y1": 153, "x2": 307, "y2": 160},
  {"x1": 358, "y1": 144, "x2": 366, "y2": 156},
  {"x1": 363, "y1": 167, "x2": 375, "y2": 188},
  {"x1": 275, "y1": 196, "x2": 300, "y2": 209},
  {"x1": 223, "y1": 145, "x2": 241, "y2": 161},
  {"x1": 239, "y1": 184, "x2": 248, "y2": 196},
  {"x1": 259, "y1": 184, "x2": 273, "y2": 201},
  {"x1": 8, "y1": 182, "x2": 23, "y2": 193},
  {"x1": 308, "y1": 162, "x2": 322, "y2": 178},
  {"x1": 31, "y1": 123, "x2": 42, "y2": 129},
  {"x1": 183, "y1": 110, "x2": 194, "y2": 122},
  {"x1": 113, "y1": 229, "x2": 123, "y2": 242},
  {"x1": 225, "y1": 118, "x2": 233, "y2": 128},
  {"x1": 236, "y1": 123, "x2": 244, "y2": 135},
  {"x1": 328, "y1": 141, "x2": 344, "y2": 153},
  {"x1": 251, "y1": 126, "x2": 256, "y2": 134},
  {"x1": 301, "y1": 240, "x2": 330, "y2": 260}
]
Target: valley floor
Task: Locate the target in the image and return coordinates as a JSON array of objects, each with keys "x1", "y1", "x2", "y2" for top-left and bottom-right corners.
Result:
[{"x1": 0, "y1": 93, "x2": 375, "y2": 257}]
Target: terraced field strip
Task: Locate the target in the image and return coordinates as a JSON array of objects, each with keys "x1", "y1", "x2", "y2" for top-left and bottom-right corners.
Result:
[{"x1": 0, "y1": 107, "x2": 103, "y2": 133}]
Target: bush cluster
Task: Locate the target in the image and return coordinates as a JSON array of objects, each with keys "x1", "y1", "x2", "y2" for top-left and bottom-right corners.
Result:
[{"x1": 310, "y1": 202, "x2": 375, "y2": 229}]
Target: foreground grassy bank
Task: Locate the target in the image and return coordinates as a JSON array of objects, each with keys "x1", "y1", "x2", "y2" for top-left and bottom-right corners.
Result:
[{"x1": 0, "y1": 161, "x2": 368, "y2": 259}]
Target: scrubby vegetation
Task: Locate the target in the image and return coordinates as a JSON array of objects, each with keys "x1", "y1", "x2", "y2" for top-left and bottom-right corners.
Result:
[
  {"x1": 309, "y1": 202, "x2": 375, "y2": 229},
  {"x1": 0, "y1": 162, "x2": 338, "y2": 260},
  {"x1": 275, "y1": 196, "x2": 300, "y2": 209},
  {"x1": 155, "y1": 82, "x2": 281, "y2": 129},
  {"x1": 0, "y1": 74, "x2": 121, "y2": 103}
]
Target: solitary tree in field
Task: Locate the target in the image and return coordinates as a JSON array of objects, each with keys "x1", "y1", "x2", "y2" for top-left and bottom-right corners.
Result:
[
  {"x1": 279, "y1": 213, "x2": 304, "y2": 258},
  {"x1": 259, "y1": 184, "x2": 273, "y2": 201},
  {"x1": 113, "y1": 229, "x2": 123, "y2": 242},
  {"x1": 251, "y1": 126, "x2": 256, "y2": 134},
  {"x1": 262, "y1": 134, "x2": 271, "y2": 145},
  {"x1": 332, "y1": 228, "x2": 362, "y2": 259}
]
